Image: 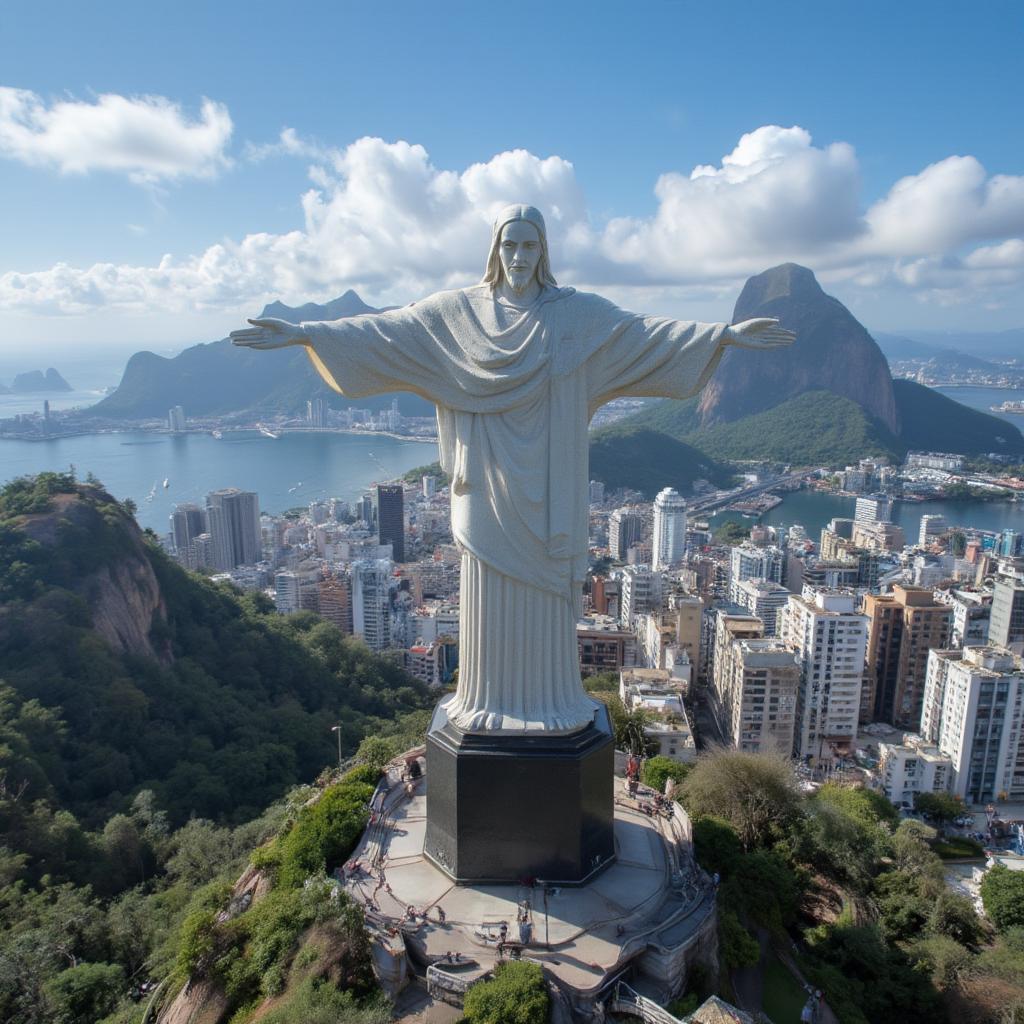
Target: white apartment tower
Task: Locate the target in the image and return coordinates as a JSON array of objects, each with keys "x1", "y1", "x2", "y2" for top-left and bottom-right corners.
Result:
[
  {"x1": 729, "y1": 543, "x2": 784, "y2": 601},
  {"x1": 652, "y1": 487, "x2": 688, "y2": 570},
  {"x1": 921, "y1": 646, "x2": 1024, "y2": 803},
  {"x1": 780, "y1": 590, "x2": 868, "y2": 763},
  {"x1": 352, "y1": 559, "x2": 393, "y2": 652}
]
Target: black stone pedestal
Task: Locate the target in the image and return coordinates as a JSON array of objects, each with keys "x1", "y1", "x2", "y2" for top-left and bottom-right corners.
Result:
[{"x1": 424, "y1": 701, "x2": 615, "y2": 885}]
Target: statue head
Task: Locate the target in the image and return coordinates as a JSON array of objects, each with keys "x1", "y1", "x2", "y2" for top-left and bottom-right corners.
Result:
[{"x1": 482, "y1": 204, "x2": 558, "y2": 292}]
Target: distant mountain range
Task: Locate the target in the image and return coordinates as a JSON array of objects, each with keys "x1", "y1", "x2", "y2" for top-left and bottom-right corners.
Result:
[
  {"x1": 0, "y1": 367, "x2": 73, "y2": 394},
  {"x1": 83, "y1": 271, "x2": 1023, "y2": 492},
  {"x1": 84, "y1": 291, "x2": 434, "y2": 420},
  {"x1": 874, "y1": 329, "x2": 1024, "y2": 365}
]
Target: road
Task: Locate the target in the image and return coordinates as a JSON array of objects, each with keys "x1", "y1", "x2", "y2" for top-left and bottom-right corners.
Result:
[{"x1": 689, "y1": 471, "x2": 811, "y2": 517}]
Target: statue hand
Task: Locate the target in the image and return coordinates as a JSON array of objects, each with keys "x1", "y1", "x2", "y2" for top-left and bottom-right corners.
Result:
[
  {"x1": 725, "y1": 318, "x2": 796, "y2": 350},
  {"x1": 230, "y1": 318, "x2": 310, "y2": 350}
]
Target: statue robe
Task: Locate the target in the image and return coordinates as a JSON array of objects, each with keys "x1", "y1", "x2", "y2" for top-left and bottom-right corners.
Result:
[{"x1": 302, "y1": 284, "x2": 729, "y2": 732}]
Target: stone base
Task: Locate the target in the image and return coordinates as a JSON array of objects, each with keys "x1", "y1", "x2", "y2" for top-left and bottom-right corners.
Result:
[{"x1": 424, "y1": 700, "x2": 615, "y2": 884}]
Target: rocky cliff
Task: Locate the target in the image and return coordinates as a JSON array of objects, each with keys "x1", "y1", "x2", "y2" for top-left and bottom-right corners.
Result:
[
  {"x1": 17, "y1": 488, "x2": 170, "y2": 663},
  {"x1": 697, "y1": 264, "x2": 899, "y2": 433}
]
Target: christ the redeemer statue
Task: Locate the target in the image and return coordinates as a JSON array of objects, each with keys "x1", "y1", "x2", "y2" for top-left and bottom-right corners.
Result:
[{"x1": 232, "y1": 205, "x2": 793, "y2": 735}]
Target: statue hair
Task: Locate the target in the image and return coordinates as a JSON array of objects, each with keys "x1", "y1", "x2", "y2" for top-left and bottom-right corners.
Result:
[{"x1": 481, "y1": 223, "x2": 558, "y2": 291}]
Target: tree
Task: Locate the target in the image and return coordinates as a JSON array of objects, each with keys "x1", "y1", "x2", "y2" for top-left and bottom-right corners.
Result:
[
  {"x1": 982, "y1": 865, "x2": 1024, "y2": 932},
  {"x1": 680, "y1": 748, "x2": 800, "y2": 849},
  {"x1": 42, "y1": 962, "x2": 124, "y2": 1024},
  {"x1": 463, "y1": 961, "x2": 549, "y2": 1024},
  {"x1": 641, "y1": 755, "x2": 690, "y2": 794},
  {"x1": 928, "y1": 889, "x2": 983, "y2": 947},
  {"x1": 914, "y1": 791, "x2": 964, "y2": 825}
]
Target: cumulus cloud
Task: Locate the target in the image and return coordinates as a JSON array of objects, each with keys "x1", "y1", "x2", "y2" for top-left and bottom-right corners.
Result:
[
  {"x1": 0, "y1": 87, "x2": 232, "y2": 183},
  {"x1": 2, "y1": 125, "x2": 1024, "y2": 319}
]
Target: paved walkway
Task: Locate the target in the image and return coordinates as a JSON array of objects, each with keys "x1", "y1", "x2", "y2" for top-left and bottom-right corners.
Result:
[{"x1": 341, "y1": 766, "x2": 716, "y2": 1002}]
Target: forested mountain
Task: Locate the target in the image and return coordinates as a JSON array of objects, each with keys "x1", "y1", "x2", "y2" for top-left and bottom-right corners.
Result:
[
  {"x1": 594, "y1": 265, "x2": 1024, "y2": 469},
  {"x1": 0, "y1": 471, "x2": 431, "y2": 1023}
]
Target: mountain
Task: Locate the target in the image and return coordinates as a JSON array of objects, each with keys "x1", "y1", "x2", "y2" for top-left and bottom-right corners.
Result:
[
  {"x1": 894, "y1": 328, "x2": 1024, "y2": 362},
  {"x1": 259, "y1": 288, "x2": 378, "y2": 322},
  {"x1": 697, "y1": 264, "x2": 899, "y2": 432},
  {"x1": 872, "y1": 332, "x2": 943, "y2": 360},
  {"x1": 83, "y1": 292, "x2": 435, "y2": 420},
  {"x1": 0, "y1": 471, "x2": 430, "y2": 826},
  {"x1": 589, "y1": 427, "x2": 735, "y2": 495},
  {"x1": 10, "y1": 367, "x2": 73, "y2": 392},
  {"x1": 608, "y1": 263, "x2": 1024, "y2": 463}
]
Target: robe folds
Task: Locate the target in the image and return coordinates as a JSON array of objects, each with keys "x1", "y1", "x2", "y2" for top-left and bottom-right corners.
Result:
[{"x1": 302, "y1": 284, "x2": 728, "y2": 733}]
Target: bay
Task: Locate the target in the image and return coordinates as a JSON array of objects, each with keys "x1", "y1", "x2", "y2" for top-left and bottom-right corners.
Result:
[
  {"x1": 710, "y1": 489, "x2": 1022, "y2": 540},
  {"x1": 933, "y1": 385, "x2": 1024, "y2": 426},
  {"x1": 0, "y1": 430, "x2": 439, "y2": 533}
]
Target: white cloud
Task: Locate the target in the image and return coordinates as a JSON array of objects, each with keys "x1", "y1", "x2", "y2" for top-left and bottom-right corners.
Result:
[
  {"x1": 0, "y1": 87, "x2": 232, "y2": 184},
  {"x1": 2, "y1": 126, "x2": 1024, "y2": 321}
]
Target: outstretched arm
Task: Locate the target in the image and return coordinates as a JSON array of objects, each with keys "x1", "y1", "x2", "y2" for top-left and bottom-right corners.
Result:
[
  {"x1": 587, "y1": 305, "x2": 795, "y2": 413},
  {"x1": 721, "y1": 317, "x2": 795, "y2": 351},
  {"x1": 230, "y1": 318, "x2": 310, "y2": 350}
]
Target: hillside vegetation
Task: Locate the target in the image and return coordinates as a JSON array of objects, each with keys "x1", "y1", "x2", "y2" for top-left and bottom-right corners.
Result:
[
  {"x1": 604, "y1": 382, "x2": 1023, "y2": 469},
  {"x1": 0, "y1": 471, "x2": 431, "y2": 1023}
]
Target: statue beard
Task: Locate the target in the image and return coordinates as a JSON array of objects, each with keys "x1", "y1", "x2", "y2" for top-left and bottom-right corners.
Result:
[{"x1": 506, "y1": 269, "x2": 535, "y2": 295}]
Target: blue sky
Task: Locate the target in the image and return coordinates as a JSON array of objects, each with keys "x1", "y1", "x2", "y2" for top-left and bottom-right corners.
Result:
[{"x1": 1, "y1": 0, "x2": 1022, "y2": 359}]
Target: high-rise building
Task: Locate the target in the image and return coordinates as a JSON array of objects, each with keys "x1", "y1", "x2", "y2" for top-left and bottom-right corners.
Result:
[
  {"x1": 729, "y1": 543, "x2": 784, "y2": 599},
  {"x1": 990, "y1": 575, "x2": 1024, "y2": 655},
  {"x1": 169, "y1": 503, "x2": 206, "y2": 567},
  {"x1": 274, "y1": 566, "x2": 321, "y2": 614},
  {"x1": 921, "y1": 646, "x2": 1024, "y2": 802},
  {"x1": 168, "y1": 405, "x2": 186, "y2": 432},
  {"x1": 422, "y1": 474, "x2": 437, "y2": 498},
  {"x1": 306, "y1": 397, "x2": 327, "y2": 428},
  {"x1": 918, "y1": 514, "x2": 947, "y2": 547},
  {"x1": 588, "y1": 479, "x2": 606, "y2": 504},
  {"x1": 352, "y1": 559, "x2": 393, "y2": 651},
  {"x1": 376, "y1": 484, "x2": 406, "y2": 562},
  {"x1": 205, "y1": 488, "x2": 261, "y2": 570},
  {"x1": 718, "y1": 638, "x2": 800, "y2": 755},
  {"x1": 652, "y1": 487, "x2": 687, "y2": 570},
  {"x1": 855, "y1": 494, "x2": 892, "y2": 526},
  {"x1": 780, "y1": 591, "x2": 867, "y2": 763},
  {"x1": 862, "y1": 585, "x2": 953, "y2": 727},
  {"x1": 609, "y1": 508, "x2": 644, "y2": 561},
  {"x1": 732, "y1": 579, "x2": 791, "y2": 636},
  {"x1": 619, "y1": 565, "x2": 662, "y2": 628},
  {"x1": 318, "y1": 573, "x2": 353, "y2": 635}
]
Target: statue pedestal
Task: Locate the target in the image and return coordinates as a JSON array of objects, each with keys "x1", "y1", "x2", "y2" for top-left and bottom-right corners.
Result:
[{"x1": 424, "y1": 700, "x2": 615, "y2": 884}]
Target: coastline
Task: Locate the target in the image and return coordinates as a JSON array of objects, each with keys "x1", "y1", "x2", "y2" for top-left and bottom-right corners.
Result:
[{"x1": 1, "y1": 425, "x2": 440, "y2": 445}]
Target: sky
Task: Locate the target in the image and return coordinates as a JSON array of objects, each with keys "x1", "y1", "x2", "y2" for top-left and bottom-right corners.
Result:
[{"x1": 1, "y1": 0, "x2": 1022, "y2": 365}]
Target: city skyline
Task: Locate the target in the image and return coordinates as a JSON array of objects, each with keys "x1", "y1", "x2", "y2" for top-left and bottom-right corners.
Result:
[{"x1": 2, "y1": 1, "x2": 1023, "y2": 363}]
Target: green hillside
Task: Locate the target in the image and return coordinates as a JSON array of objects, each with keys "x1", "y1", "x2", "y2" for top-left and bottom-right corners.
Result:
[
  {"x1": 605, "y1": 384, "x2": 1023, "y2": 467},
  {"x1": 588, "y1": 427, "x2": 735, "y2": 495},
  {"x1": 0, "y1": 472, "x2": 430, "y2": 826}
]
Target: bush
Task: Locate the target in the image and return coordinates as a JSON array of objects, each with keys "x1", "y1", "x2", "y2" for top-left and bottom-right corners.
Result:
[
  {"x1": 463, "y1": 961, "x2": 550, "y2": 1024},
  {"x1": 641, "y1": 755, "x2": 691, "y2": 794},
  {"x1": 982, "y1": 865, "x2": 1024, "y2": 932},
  {"x1": 277, "y1": 771, "x2": 375, "y2": 889}
]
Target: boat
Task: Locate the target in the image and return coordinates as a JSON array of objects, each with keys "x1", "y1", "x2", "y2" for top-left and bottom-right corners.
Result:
[
  {"x1": 162, "y1": 478, "x2": 169, "y2": 489},
  {"x1": 257, "y1": 423, "x2": 280, "y2": 439},
  {"x1": 211, "y1": 429, "x2": 223, "y2": 439},
  {"x1": 991, "y1": 400, "x2": 1024, "y2": 415}
]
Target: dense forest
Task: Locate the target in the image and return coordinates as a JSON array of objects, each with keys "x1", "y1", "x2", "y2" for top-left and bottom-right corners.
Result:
[{"x1": 0, "y1": 471, "x2": 432, "y2": 1022}]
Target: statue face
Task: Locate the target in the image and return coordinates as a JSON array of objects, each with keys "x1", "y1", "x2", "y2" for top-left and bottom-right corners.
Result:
[{"x1": 498, "y1": 221, "x2": 541, "y2": 294}]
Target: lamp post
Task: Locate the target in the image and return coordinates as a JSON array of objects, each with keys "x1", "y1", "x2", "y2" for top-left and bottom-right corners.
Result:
[{"x1": 331, "y1": 724, "x2": 342, "y2": 769}]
